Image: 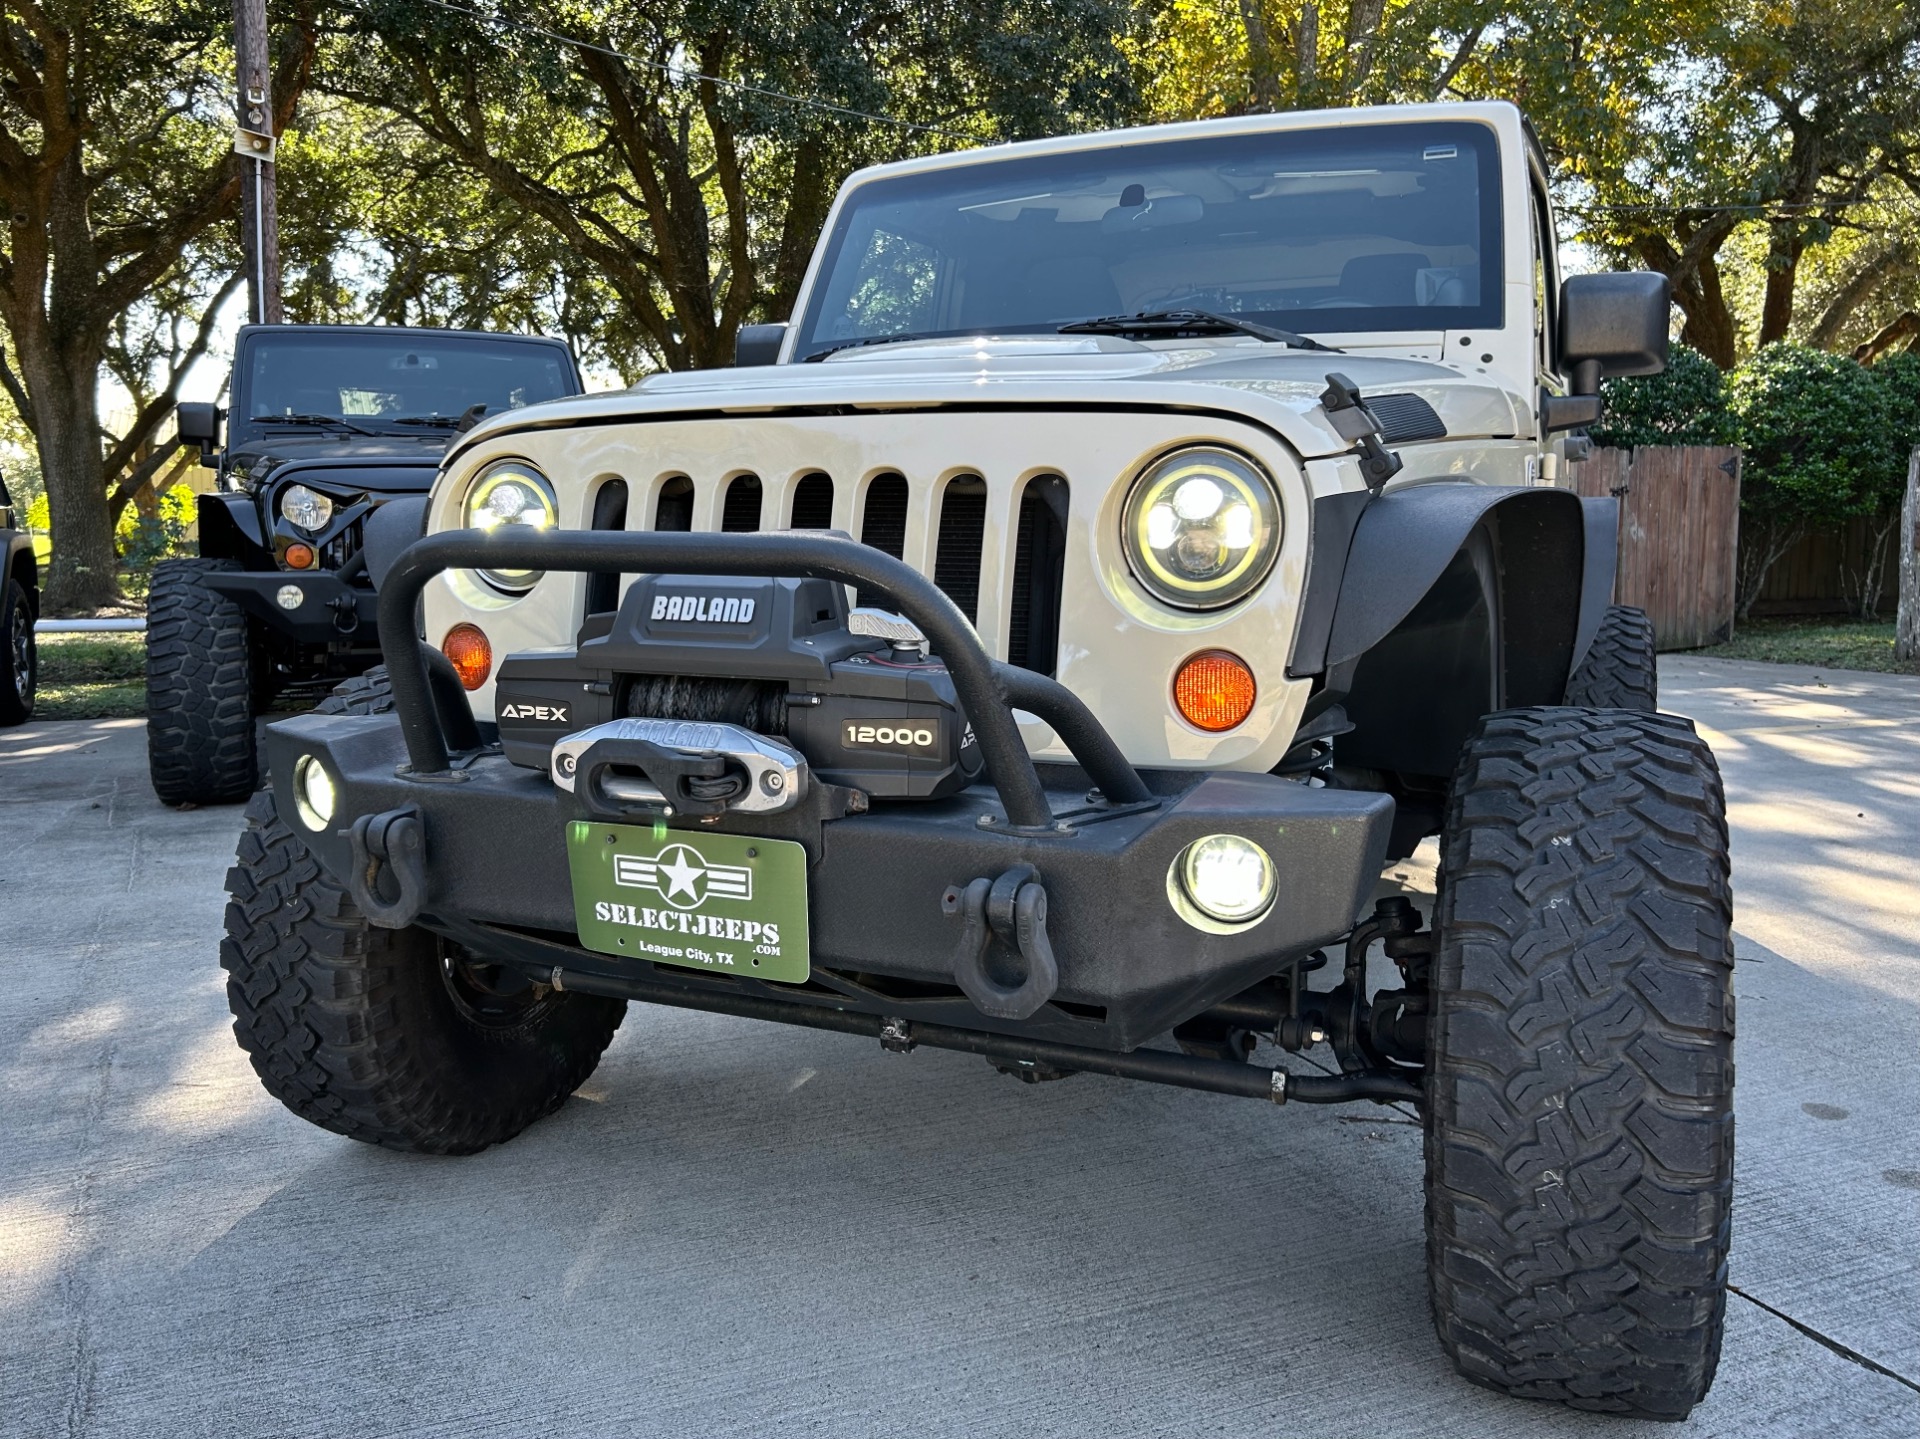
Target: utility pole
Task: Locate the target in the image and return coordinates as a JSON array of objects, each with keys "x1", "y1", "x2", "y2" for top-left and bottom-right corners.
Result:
[{"x1": 233, "y1": 0, "x2": 282, "y2": 324}]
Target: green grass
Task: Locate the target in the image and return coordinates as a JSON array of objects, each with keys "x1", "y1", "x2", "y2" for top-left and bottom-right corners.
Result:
[
  {"x1": 33, "y1": 632, "x2": 147, "y2": 720},
  {"x1": 1693, "y1": 616, "x2": 1917, "y2": 675}
]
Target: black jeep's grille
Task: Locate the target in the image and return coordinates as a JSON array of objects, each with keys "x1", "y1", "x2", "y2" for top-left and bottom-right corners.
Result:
[{"x1": 319, "y1": 522, "x2": 361, "y2": 571}]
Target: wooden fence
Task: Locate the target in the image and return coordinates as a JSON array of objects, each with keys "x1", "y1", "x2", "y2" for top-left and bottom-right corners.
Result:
[
  {"x1": 1562, "y1": 446, "x2": 1741, "y2": 650},
  {"x1": 1751, "y1": 512, "x2": 1900, "y2": 615}
]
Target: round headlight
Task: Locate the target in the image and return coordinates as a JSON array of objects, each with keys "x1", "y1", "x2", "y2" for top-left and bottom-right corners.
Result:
[
  {"x1": 279, "y1": 483, "x2": 333, "y2": 532},
  {"x1": 291, "y1": 754, "x2": 337, "y2": 832},
  {"x1": 1169, "y1": 833, "x2": 1277, "y2": 929},
  {"x1": 1122, "y1": 447, "x2": 1280, "y2": 609},
  {"x1": 463, "y1": 462, "x2": 556, "y2": 592}
]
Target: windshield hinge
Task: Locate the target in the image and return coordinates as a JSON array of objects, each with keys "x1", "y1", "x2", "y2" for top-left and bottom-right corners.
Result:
[{"x1": 1319, "y1": 372, "x2": 1404, "y2": 495}]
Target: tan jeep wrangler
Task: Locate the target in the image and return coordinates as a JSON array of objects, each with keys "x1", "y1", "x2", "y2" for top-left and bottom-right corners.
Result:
[{"x1": 224, "y1": 101, "x2": 1730, "y2": 1420}]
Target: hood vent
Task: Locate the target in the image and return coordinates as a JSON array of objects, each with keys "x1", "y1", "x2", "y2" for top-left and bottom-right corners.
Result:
[{"x1": 1365, "y1": 393, "x2": 1446, "y2": 443}]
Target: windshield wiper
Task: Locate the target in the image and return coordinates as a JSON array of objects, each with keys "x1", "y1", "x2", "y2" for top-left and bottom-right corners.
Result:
[
  {"x1": 388, "y1": 415, "x2": 464, "y2": 429},
  {"x1": 1059, "y1": 309, "x2": 1342, "y2": 352},
  {"x1": 801, "y1": 333, "x2": 943, "y2": 362},
  {"x1": 258, "y1": 412, "x2": 384, "y2": 436}
]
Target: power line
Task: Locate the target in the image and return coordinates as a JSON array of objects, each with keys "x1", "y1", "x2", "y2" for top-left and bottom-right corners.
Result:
[{"x1": 397, "y1": 0, "x2": 976, "y2": 142}]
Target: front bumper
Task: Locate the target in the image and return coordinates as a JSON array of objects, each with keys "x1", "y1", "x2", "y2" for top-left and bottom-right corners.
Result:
[
  {"x1": 202, "y1": 569, "x2": 379, "y2": 646},
  {"x1": 267, "y1": 713, "x2": 1393, "y2": 1051}
]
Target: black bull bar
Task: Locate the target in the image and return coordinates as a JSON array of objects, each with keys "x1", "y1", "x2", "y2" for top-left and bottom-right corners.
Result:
[{"x1": 284, "y1": 526, "x2": 1416, "y2": 1106}]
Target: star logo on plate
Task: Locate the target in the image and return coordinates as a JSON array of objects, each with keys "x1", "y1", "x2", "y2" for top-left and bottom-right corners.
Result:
[{"x1": 613, "y1": 842, "x2": 752, "y2": 911}]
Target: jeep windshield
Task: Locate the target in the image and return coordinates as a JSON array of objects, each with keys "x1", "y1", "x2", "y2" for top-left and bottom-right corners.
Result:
[
  {"x1": 235, "y1": 331, "x2": 578, "y2": 439},
  {"x1": 794, "y1": 120, "x2": 1502, "y2": 361}
]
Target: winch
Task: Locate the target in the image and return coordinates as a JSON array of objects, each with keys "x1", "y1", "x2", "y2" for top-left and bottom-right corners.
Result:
[{"x1": 492, "y1": 572, "x2": 984, "y2": 813}]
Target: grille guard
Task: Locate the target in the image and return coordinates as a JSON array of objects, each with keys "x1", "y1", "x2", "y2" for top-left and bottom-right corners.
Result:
[{"x1": 377, "y1": 528, "x2": 1151, "y2": 828}]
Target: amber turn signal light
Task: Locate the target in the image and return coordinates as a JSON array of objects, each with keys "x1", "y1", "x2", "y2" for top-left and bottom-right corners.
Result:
[
  {"x1": 442, "y1": 623, "x2": 493, "y2": 691},
  {"x1": 1173, "y1": 650, "x2": 1257, "y2": 732},
  {"x1": 284, "y1": 543, "x2": 316, "y2": 569}
]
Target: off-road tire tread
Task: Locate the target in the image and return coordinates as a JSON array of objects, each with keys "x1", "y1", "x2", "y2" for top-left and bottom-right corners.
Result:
[
  {"x1": 1425, "y1": 707, "x2": 1733, "y2": 1421},
  {"x1": 146, "y1": 558, "x2": 256, "y2": 803},
  {"x1": 220, "y1": 671, "x2": 623, "y2": 1154},
  {"x1": 1564, "y1": 605, "x2": 1658, "y2": 712},
  {"x1": 0, "y1": 575, "x2": 33, "y2": 725}
]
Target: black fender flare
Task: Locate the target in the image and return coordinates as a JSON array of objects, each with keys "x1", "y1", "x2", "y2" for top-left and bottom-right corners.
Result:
[
  {"x1": 1289, "y1": 483, "x2": 1618, "y2": 683},
  {"x1": 195, "y1": 491, "x2": 273, "y2": 566},
  {"x1": 4, "y1": 532, "x2": 36, "y2": 603},
  {"x1": 361, "y1": 495, "x2": 429, "y2": 592}
]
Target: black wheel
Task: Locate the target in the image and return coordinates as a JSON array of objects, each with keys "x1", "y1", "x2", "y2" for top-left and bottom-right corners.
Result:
[
  {"x1": 146, "y1": 558, "x2": 257, "y2": 803},
  {"x1": 221, "y1": 663, "x2": 623, "y2": 1154},
  {"x1": 1564, "y1": 605, "x2": 1657, "y2": 712},
  {"x1": 1424, "y1": 707, "x2": 1733, "y2": 1420},
  {"x1": 0, "y1": 575, "x2": 34, "y2": 725}
]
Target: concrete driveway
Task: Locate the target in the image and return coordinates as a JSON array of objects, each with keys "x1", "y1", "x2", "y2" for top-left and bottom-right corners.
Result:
[{"x1": 2, "y1": 657, "x2": 1916, "y2": 1437}]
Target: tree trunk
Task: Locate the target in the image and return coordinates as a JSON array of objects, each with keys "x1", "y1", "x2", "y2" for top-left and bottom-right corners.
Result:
[
  {"x1": 1898, "y1": 448, "x2": 1918, "y2": 662},
  {"x1": 18, "y1": 332, "x2": 116, "y2": 614},
  {"x1": 1757, "y1": 224, "x2": 1803, "y2": 347},
  {"x1": 1735, "y1": 514, "x2": 1802, "y2": 622}
]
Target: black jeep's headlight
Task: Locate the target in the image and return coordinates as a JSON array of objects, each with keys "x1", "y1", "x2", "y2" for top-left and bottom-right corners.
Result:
[
  {"x1": 1121, "y1": 447, "x2": 1281, "y2": 609},
  {"x1": 279, "y1": 483, "x2": 333, "y2": 532},
  {"x1": 463, "y1": 460, "x2": 556, "y2": 593}
]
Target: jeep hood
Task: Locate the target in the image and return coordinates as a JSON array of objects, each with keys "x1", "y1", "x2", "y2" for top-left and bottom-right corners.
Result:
[
  {"x1": 451, "y1": 336, "x2": 1524, "y2": 462},
  {"x1": 227, "y1": 432, "x2": 451, "y2": 488}
]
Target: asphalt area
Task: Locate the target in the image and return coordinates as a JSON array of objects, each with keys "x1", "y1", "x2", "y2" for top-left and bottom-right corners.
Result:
[{"x1": 2, "y1": 657, "x2": 1916, "y2": 1437}]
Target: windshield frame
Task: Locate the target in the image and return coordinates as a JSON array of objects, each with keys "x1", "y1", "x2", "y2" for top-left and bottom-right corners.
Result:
[
  {"x1": 793, "y1": 118, "x2": 1505, "y2": 361},
  {"x1": 229, "y1": 327, "x2": 582, "y2": 443}
]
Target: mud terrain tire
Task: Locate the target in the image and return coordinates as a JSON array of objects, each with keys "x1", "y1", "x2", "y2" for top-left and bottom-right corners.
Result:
[
  {"x1": 1564, "y1": 604, "x2": 1658, "y2": 712},
  {"x1": 146, "y1": 558, "x2": 256, "y2": 803},
  {"x1": 0, "y1": 575, "x2": 34, "y2": 725},
  {"x1": 1425, "y1": 707, "x2": 1733, "y2": 1420},
  {"x1": 220, "y1": 670, "x2": 624, "y2": 1154}
]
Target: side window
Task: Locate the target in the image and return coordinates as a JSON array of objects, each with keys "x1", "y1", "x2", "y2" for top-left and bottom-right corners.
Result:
[
  {"x1": 0, "y1": 472, "x2": 12, "y2": 512},
  {"x1": 1529, "y1": 177, "x2": 1558, "y2": 377},
  {"x1": 832, "y1": 229, "x2": 942, "y2": 341}
]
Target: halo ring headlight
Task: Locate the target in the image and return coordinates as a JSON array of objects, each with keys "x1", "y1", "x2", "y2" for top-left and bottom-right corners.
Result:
[
  {"x1": 1122, "y1": 447, "x2": 1281, "y2": 609},
  {"x1": 462, "y1": 460, "x2": 557, "y2": 593}
]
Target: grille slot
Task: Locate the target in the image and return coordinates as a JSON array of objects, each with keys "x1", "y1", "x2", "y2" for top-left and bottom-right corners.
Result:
[
  {"x1": 721, "y1": 474, "x2": 763, "y2": 532},
  {"x1": 931, "y1": 478, "x2": 987, "y2": 623},
  {"x1": 789, "y1": 472, "x2": 834, "y2": 528},
  {"x1": 319, "y1": 520, "x2": 361, "y2": 571},
  {"x1": 856, "y1": 474, "x2": 909, "y2": 606},
  {"x1": 585, "y1": 478, "x2": 630, "y2": 615},
  {"x1": 655, "y1": 476, "x2": 694, "y2": 531},
  {"x1": 1006, "y1": 476, "x2": 1068, "y2": 674}
]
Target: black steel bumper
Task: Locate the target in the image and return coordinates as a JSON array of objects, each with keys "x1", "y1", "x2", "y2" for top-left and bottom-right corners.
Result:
[
  {"x1": 267, "y1": 527, "x2": 1396, "y2": 1054},
  {"x1": 268, "y1": 714, "x2": 1393, "y2": 1050},
  {"x1": 201, "y1": 568, "x2": 379, "y2": 645}
]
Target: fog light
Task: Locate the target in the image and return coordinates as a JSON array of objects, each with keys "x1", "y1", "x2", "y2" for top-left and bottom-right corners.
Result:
[
  {"x1": 1173, "y1": 651, "x2": 1257, "y2": 731},
  {"x1": 1170, "y1": 833, "x2": 1276, "y2": 929},
  {"x1": 442, "y1": 622, "x2": 493, "y2": 690},
  {"x1": 275, "y1": 584, "x2": 304, "y2": 610},
  {"x1": 292, "y1": 754, "x2": 336, "y2": 832}
]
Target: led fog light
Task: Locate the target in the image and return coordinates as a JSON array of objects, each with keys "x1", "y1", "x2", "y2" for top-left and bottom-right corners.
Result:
[
  {"x1": 1168, "y1": 833, "x2": 1276, "y2": 932},
  {"x1": 275, "y1": 584, "x2": 304, "y2": 610},
  {"x1": 292, "y1": 754, "x2": 337, "y2": 832}
]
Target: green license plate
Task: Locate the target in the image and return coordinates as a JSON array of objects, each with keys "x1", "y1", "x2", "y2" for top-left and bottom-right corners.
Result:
[{"x1": 565, "y1": 821, "x2": 811, "y2": 983}]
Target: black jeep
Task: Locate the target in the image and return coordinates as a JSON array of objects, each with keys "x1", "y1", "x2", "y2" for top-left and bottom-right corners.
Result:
[
  {"x1": 0, "y1": 468, "x2": 36, "y2": 726},
  {"x1": 147, "y1": 324, "x2": 581, "y2": 804}
]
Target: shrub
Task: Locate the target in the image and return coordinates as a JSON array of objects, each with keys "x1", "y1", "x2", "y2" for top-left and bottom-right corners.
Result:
[{"x1": 1592, "y1": 345, "x2": 1738, "y2": 448}]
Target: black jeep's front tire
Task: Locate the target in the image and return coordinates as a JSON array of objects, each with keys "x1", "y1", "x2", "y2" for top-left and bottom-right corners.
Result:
[
  {"x1": 221, "y1": 670, "x2": 624, "y2": 1153},
  {"x1": 1424, "y1": 708, "x2": 1733, "y2": 1421},
  {"x1": 1564, "y1": 604, "x2": 1658, "y2": 712},
  {"x1": 146, "y1": 558, "x2": 257, "y2": 804},
  {"x1": 0, "y1": 575, "x2": 35, "y2": 725}
]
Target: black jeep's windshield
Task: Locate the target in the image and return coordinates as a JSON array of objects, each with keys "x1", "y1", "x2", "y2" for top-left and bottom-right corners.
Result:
[
  {"x1": 237, "y1": 331, "x2": 577, "y2": 434},
  {"x1": 795, "y1": 120, "x2": 1502, "y2": 360}
]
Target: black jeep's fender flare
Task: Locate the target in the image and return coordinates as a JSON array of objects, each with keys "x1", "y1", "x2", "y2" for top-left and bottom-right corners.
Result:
[
  {"x1": 1288, "y1": 483, "x2": 1619, "y2": 777},
  {"x1": 4, "y1": 531, "x2": 36, "y2": 600}
]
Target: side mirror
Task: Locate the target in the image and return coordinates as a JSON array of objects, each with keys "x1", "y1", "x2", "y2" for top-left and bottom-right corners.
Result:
[
  {"x1": 1559, "y1": 272, "x2": 1670, "y2": 395},
  {"x1": 176, "y1": 401, "x2": 223, "y2": 459},
  {"x1": 735, "y1": 322, "x2": 788, "y2": 367}
]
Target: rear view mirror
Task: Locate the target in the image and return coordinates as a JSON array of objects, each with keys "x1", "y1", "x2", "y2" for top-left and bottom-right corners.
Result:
[
  {"x1": 735, "y1": 323, "x2": 788, "y2": 367},
  {"x1": 1559, "y1": 272, "x2": 1670, "y2": 394},
  {"x1": 176, "y1": 401, "x2": 223, "y2": 459}
]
